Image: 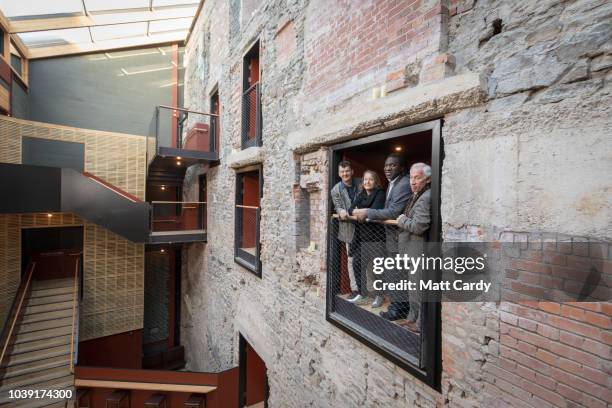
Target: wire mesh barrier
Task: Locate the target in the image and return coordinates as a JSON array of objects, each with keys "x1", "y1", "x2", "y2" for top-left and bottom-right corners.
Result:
[
  {"x1": 241, "y1": 82, "x2": 261, "y2": 149},
  {"x1": 235, "y1": 205, "x2": 261, "y2": 273},
  {"x1": 150, "y1": 201, "x2": 206, "y2": 233},
  {"x1": 155, "y1": 105, "x2": 218, "y2": 153},
  {"x1": 328, "y1": 216, "x2": 425, "y2": 367}
]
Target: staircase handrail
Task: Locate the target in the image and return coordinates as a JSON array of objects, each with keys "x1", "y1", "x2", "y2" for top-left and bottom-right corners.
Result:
[
  {"x1": 70, "y1": 256, "x2": 80, "y2": 374},
  {"x1": 0, "y1": 262, "x2": 35, "y2": 367}
]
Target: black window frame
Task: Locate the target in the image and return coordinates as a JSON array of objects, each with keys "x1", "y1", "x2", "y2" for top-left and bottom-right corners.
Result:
[
  {"x1": 241, "y1": 39, "x2": 262, "y2": 149},
  {"x1": 209, "y1": 87, "x2": 220, "y2": 156},
  {"x1": 234, "y1": 165, "x2": 263, "y2": 277},
  {"x1": 325, "y1": 119, "x2": 443, "y2": 390}
]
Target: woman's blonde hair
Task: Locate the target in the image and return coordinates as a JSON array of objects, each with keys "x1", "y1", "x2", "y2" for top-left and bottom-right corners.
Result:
[{"x1": 362, "y1": 170, "x2": 382, "y2": 189}]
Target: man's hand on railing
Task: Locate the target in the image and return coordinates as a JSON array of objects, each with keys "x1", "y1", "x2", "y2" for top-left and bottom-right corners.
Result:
[{"x1": 352, "y1": 208, "x2": 368, "y2": 221}]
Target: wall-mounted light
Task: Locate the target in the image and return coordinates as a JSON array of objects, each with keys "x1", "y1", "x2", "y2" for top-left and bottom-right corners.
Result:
[{"x1": 47, "y1": 213, "x2": 53, "y2": 218}]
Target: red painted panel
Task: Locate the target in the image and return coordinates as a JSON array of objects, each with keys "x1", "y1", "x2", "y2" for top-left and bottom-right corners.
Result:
[
  {"x1": 240, "y1": 171, "x2": 259, "y2": 249},
  {"x1": 245, "y1": 344, "x2": 266, "y2": 406},
  {"x1": 183, "y1": 122, "x2": 210, "y2": 152},
  {"x1": 78, "y1": 330, "x2": 143, "y2": 369},
  {"x1": 75, "y1": 366, "x2": 239, "y2": 408}
]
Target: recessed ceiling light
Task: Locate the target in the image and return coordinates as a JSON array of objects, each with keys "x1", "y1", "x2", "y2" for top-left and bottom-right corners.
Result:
[
  {"x1": 47, "y1": 213, "x2": 53, "y2": 218},
  {"x1": 161, "y1": 186, "x2": 166, "y2": 190},
  {"x1": 177, "y1": 161, "x2": 182, "y2": 166},
  {"x1": 395, "y1": 146, "x2": 402, "y2": 152}
]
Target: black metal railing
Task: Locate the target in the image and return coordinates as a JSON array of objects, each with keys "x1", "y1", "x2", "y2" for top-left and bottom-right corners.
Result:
[
  {"x1": 150, "y1": 201, "x2": 206, "y2": 233},
  {"x1": 241, "y1": 82, "x2": 261, "y2": 149},
  {"x1": 234, "y1": 205, "x2": 261, "y2": 275},
  {"x1": 155, "y1": 105, "x2": 218, "y2": 153},
  {"x1": 328, "y1": 216, "x2": 426, "y2": 368}
]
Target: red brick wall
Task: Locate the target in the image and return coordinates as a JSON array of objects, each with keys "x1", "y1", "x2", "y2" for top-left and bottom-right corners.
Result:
[{"x1": 304, "y1": 0, "x2": 447, "y2": 104}]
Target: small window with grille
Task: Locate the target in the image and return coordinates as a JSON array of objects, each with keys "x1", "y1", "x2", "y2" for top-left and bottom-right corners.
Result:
[
  {"x1": 241, "y1": 40, "x2": 261, "y2": 149},
  {"x1": 235, "y1": 166, "x2": 262, "y2": 276}
]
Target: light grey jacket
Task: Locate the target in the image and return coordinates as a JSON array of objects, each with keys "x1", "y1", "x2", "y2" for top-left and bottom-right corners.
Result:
[
  {"x1": 397, "y1": 188, "x2": 431, "y2": 252},
  {"x1": 331, "y1": 179, "x2": 361, "y2": 243}
]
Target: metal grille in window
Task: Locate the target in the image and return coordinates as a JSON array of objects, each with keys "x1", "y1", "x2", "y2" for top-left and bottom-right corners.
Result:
[
  {"x1": 241, "y1": 82, "x2": 261, "y2": 149},
  {"x1": 328, "y1": 216, "x2": 427, "y2": 368},
  {"x1": 235, "y1": 204, "x2": 261, "y2": 275}
]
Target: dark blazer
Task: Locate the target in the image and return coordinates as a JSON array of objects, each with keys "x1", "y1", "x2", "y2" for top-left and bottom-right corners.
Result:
[
  {"x1": 349, "y1": 188, "x2": 386, "y2": 242},
  {"x1": 365, "y1": 174, "x2": 412, "y2": 252}
]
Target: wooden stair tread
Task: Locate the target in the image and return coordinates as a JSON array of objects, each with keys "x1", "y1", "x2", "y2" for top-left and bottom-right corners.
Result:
[
  {"x1": 25, "y1": 301, "x2": 74, "y2": 315},
  {"x1": 31, "y1": 278, "x2": 74, "y2": 290},
  {"x1": 27, "y1": 293, "x2": 73, "y2": 307},
  {"x1": 0, "y1": 367, "x2": 72, "y2": 391},
  {"x1": 11, "y1": 335, "x2": 71, "y2": 355},
  {"x1": 18, "y1": 317, "x2": 73, "y2": 334},
  {"x1": 15, "y1": 326, "x2": 72, "y2": 344},
  {"x1": 7, "y1": 345, "x2": 70, "y2": 367},
  {"x1": 29, "y1": 287, "x2": 73, "y2": 299},
  {"x1": 3, "y1": 355, "x2": 71, "y2": 379},
  {"x1": 22, "y1": 308, "x2": 73, "y2": 325}
]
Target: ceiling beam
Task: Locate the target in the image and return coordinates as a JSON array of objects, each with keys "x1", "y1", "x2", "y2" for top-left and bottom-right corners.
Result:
[
  {"x1": 27, "y1": 31, "x2": 186, "y2": 59},
  {"x1": 9, "y1": 8, "x2": 196, "y2": 33}
]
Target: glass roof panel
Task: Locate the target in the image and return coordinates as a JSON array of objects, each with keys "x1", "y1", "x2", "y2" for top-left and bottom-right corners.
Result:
[
  {"x1": 149, "y1": 17, "x2": 192, "y2": 33},
  {"x1": 85, "y1": 0, "x2": 149, "y2": 12},
  {"x1": 90, "y1": 22, "x2": 148, "y2": 42},
  {"x1": 18, "y1": 28, "x2": 92, "y2": 48},
  {"x1": 152, "y1": 0, "x2": 200, "y2": 7},
  {"x1": 0, "y1": 0, "x2": 83, "y2": 18}
]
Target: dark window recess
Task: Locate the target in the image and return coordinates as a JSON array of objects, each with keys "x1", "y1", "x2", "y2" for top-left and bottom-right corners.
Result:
[
  {"x1": 326, "y1": 120, "x2": 443, "y2": 390},
  {"x1": 235, "y1": 168, "x2": 262, "y2": 276},
  {"x1": 199, "y1": 174, "x2": 207, "y2": 230},
  {"x1": 0, "y1": 30, "x2": 4, "y2": 56},
  {"x1": 241, "y1": 41, "x2": 261, "y2": 149},
  {"x1": 210, "y1": 90, "x2": 220, "y2": 154},
  {"x1": 22, "y1": 136, "x2": 85, "y2": 172}
]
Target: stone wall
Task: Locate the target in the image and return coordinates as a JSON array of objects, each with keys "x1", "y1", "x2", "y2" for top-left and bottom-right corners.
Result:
[{"x1": 181, "y1": 0, "x2": 611, "y2": 407}]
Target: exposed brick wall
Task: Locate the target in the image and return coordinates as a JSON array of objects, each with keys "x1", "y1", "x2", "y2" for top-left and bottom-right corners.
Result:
[
  {"x1": 304, "y1": 0, "x2": 448, "y2": 109},
  {"x1": 181, "y1": 0, "x2": 612, "y2": 406}
]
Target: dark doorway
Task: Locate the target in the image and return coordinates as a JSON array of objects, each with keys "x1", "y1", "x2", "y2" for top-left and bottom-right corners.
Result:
[
  {"x1": 21, "y1": 226, "x2": 83, "y2": 280},
  {"x1": 239, "y1": 334, "x2": 268, "y2": 408},
  {"x1": 142, "y1": 246, "x2": 184, "y2": 370}
]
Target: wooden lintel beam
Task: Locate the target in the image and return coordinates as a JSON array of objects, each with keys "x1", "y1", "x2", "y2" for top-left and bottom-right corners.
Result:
[{"x1": 9, "y1": 8, "x2": 197, "y2": 33}]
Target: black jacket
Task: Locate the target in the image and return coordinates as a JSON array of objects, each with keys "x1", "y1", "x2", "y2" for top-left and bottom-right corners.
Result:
[{"x1": 348, "y1": 188, "x2": 386, "y2": 242}]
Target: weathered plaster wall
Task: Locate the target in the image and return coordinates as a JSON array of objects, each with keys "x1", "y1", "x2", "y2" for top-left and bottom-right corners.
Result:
[{"x1": 181, "y1": 0, "x2": 611, "y2": 407}]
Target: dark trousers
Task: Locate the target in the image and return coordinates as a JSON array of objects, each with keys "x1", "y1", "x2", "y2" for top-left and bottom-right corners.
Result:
[{"x1": 351, "y1": 241, "x2": 366, "y2": 295}]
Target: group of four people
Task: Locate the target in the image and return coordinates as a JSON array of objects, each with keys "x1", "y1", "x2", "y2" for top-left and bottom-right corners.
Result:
[{"x1": 331, "y1": 153, "x2": 432, "y2": 330}]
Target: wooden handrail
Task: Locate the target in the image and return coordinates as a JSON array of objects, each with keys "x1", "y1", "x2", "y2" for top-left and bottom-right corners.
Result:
[
  {"x1": 235, "y1": 205, "x2": 259, "y2": 210},
  {"x1": 75, "y1": 379, "x2": 216, "y2": 393},
  {"x1": 70, "y1": 257, "x2": 80, "y2": 374},
  {"x1": 332, "y1": 213, "x2": 399, "y2": 225},
  {"x1": 0, "y1": 262, "x2": 35, "y2": 367}
]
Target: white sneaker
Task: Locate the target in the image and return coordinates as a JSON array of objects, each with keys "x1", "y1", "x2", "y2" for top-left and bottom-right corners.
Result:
[
  {"x1": 371, "y1": 295, "x2": 383, "y2": 308},
  {"x1": 347, "y1": 294, "x2": 363, "y2": 303}
]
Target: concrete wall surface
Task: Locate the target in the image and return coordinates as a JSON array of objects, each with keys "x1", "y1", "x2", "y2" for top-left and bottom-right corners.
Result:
[{"x1": 181, "y1": 0, "x2": 611, "y2": 407}]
